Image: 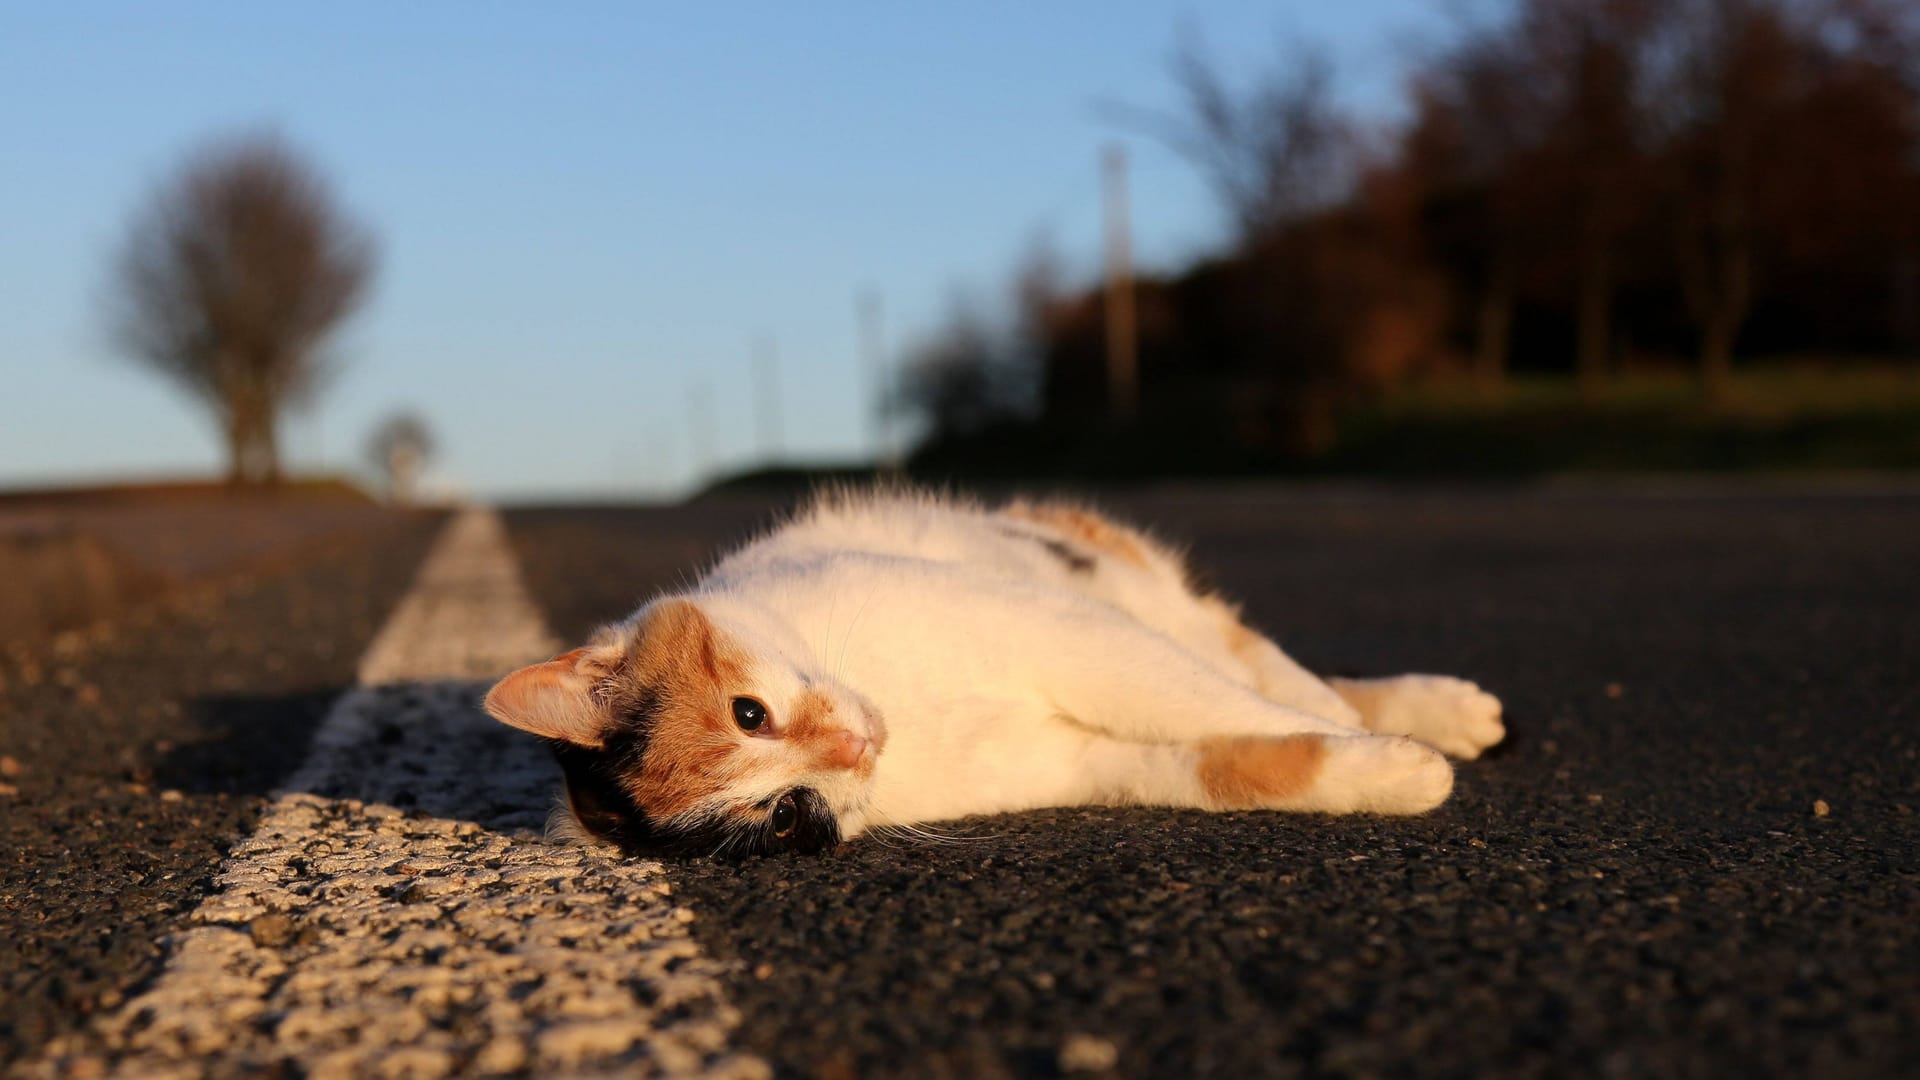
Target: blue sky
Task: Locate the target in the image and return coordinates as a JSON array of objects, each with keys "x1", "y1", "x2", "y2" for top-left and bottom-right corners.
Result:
[{"x1": 0, "y1": 2, "x2": 1463, "y2": 499}]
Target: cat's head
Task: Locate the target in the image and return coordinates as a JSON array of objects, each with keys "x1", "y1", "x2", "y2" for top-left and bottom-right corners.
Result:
[{"x1": 483, "y1": 596, "x2": 884, "y2": 856}]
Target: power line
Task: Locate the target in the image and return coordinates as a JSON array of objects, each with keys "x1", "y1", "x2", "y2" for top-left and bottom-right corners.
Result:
[{"x1": 686, "y1": 377, "x2": 713, "y2": 484}]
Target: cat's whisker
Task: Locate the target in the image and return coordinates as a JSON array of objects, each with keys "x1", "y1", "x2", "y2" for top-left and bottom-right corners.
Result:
[
  {"x1": 869, "y1": 819, "x2": 990, "y2": 848},
  {"x1": 913, "y1": 824, "x2": 982, "y2": 843},
  {"x1": 882, "y1": 827, "x2": 966, "y2": 848},
  {"x1": 860, "y1": 827, "x2": 903, "y2": 851},
  {"x1": 817, "y1": 585, "x2": 841, "y2": 681},
  {"x1": 711, "y1": 817, "x2": 754, "y2": 859},
  {"x1": 835, "y1": 579, "x2": 879, "y2": 683}
]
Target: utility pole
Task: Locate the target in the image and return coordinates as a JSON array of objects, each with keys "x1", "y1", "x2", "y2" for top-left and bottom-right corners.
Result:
[
  {"x1": 647, "y1": 430, "x2": 675, "y2": 500},
  {"x1": 686, "y1": 377, "x2": 713, "y2": 485},
  {"x1": 753, "y1": 335, "x2": 783, "y2": 462},
  {"x1": 1103, "y1": 143, "x2": 1138, "y2": 422},
  {"x1": 859, "y1": 290, "x2": 893, "y2": 470}
]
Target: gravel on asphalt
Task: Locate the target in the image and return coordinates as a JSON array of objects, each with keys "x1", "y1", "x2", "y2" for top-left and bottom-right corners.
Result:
[{"x1": 0, "y1": 512, "x2": 443, "y2": 1067}]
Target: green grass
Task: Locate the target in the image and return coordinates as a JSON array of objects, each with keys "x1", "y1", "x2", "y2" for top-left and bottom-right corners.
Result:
[
  {"x1": 1379, "y1": 362, "x2": 1920, "y2": 417},
  {"x1": 1330, "y1": 362, "x2": 1920, "y2": 475},
  {"x1": 713, "y1": 361, "x2": 1920, "y2": 494}
]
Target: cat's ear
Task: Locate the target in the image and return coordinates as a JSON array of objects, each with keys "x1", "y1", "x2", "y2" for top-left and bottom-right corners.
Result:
[{"x1": 483, "y1": 645, "x2": 621, "y2": 748}]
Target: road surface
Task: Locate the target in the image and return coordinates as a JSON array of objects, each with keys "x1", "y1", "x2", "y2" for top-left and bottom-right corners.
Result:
[{"x1": 3, "y1": 487, "x2": 1915, "y2": 1077}]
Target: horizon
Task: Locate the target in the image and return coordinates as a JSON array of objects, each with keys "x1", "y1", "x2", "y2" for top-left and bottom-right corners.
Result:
[{"x1": 0, "y1": 2, "x2": 1464, "y2": 500}]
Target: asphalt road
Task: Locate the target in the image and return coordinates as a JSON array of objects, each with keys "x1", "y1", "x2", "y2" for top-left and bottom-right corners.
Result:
[
  {"x1": 0, "y1": 512, "x2": 444, "y2": 1065},
  {"x1": 0, "y1": 489, "x2": 410, "y2": 643},
  {"x1": 3, "y1": 487, "x2": 1914, "y2": 1077},
  {"x1": 505, "y1": 488, "x2": 1920, "y2": 1078}
]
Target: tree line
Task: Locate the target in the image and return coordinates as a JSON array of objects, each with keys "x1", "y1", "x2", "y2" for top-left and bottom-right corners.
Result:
[{"x1": 902, "y1": 0, "x2": 1920, "y2": 454}]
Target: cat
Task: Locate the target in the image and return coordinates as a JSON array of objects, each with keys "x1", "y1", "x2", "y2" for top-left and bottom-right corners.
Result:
[{"x1": 483, "y1": 489, "x2": 1505, "y2": 856}]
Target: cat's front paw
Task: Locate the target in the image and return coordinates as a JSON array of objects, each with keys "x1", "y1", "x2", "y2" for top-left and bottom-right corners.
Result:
[{"x1": 1341, "y1": 674, "x2": 1505, "y2": 760}]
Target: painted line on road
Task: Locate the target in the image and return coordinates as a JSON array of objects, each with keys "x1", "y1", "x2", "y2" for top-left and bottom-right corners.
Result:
[{"x1": 30, "y1": 508, "x2": 766, "y2": 1079}]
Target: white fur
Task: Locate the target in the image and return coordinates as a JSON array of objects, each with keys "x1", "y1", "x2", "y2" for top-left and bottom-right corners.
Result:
[{"x1": 671, "y1": 490, "x2": 1501, "y2": 838}]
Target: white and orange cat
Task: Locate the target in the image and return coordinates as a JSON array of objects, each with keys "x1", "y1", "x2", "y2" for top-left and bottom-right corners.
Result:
[{"x1": 484, "y1": 490, "x2": 1504, "y2": 856}]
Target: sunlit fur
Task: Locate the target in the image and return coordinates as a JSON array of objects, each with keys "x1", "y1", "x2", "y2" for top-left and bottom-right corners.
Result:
[{"x1": 484, "y1": 488, "x2": 1506, "y2": 855}]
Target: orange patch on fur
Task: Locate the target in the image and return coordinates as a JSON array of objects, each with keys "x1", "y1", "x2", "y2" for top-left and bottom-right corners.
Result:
[
  {"x1": 1002, "y1": 502, "x2": 1152, "y2": 569},
  {"x1": 1196, "y1": 735, "x2": 1327, "y2": 809},
  {"x1": 606, "y1": 600, "x2": 754, "y2": 820},
  {"x1": 785, "y1": 688, "x2": 869, "y2": 772},
  {"x1": 785, "y1": 687, "x2": 837, "y2": 738},
  {"x1": 632, "y1": 724, "x2": 735, "y2": 820}
]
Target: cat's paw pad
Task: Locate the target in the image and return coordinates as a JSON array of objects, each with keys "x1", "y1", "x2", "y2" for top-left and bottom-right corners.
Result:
[
  {"x1": 1312, "y1": 735, "x2": 1454, "y2": 815},
  {"x1": 1364, "y1": 675, "x2": 1505, "y2": 760}
]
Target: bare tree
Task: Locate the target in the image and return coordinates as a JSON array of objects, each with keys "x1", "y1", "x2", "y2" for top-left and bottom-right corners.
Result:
[
  {"x1": 1105, "y1": 28, "x2": 1356, "y2": 246},
  {"x1": 1410, "y1": 0, "x2": 1919, "y2": 394},
  {"x1": 894, "y1": 297, "x2": 1033, "y2": 445},
  {"x1": 1175, "y1": 33, "x2": 1355, "y2": 243},
  {"x1": 1522, "y1": 0, "x2": 1661, "y2": 397},
  {"x1": 1649, "y1": 0, "x2": 1802, "y2": 402},
  {"x1": 895, "y1": 237, "x2": 1064, "y2": 448},
  {"x1": 1011, "y1": 232, "x2": 1068, "y2": 391},
  {"x1": 1104, "y1": 29, "x2": 1390, "y2": 449},
  {"x1": 109, "y1": 133, "x2": 375, "y2": 484},
  {"x1": 1406, "y1": 17, "x2": 1553, "y2": 389},
  {"x1": 366, "y1": 412, "x2": 435, "y2": 505}
]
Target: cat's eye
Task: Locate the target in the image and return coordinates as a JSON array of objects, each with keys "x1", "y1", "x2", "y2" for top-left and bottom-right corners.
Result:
[
  {"x1": 731, "y1": 696, "x2": 769, "y2": 731},
  {"x1": 771, "y1": 793, "x2": 798, "y2": 838}
]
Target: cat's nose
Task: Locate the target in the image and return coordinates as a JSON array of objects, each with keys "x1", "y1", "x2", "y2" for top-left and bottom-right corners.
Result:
[{"x1": 824, "y1": 731, "x2": 870, "y2": 770}]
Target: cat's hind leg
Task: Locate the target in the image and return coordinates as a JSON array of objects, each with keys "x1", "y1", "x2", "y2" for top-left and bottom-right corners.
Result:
[
  {"x1": 1083, "y1": 731, "x2": 1453, "y2": 816},
  {"x1": 1197, "y1": 597, "x2": 1366, "y2": 728},
  {"x1": 996, "y1": 501, "x2": 1499, "y2": 759},
  {"x1": 1328, "y1": 675, "x2": 1505, "y2": 760},
  {"x1": 1000, "y1": 498, "x2": 1366, "y2": 730},
  {"x1": 1020, "y1": 593, "x2": 1361, "y2": 745}
]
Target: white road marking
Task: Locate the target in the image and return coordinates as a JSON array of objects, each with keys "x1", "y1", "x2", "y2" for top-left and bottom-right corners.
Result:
[{"x1": 30, "y1": 509, "x2": 767, "y2": 1079}]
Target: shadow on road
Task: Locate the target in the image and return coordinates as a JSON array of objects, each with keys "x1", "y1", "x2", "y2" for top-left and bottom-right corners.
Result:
[{"x1": 151, "y1": 688, "x2": 344, "y2": 798}]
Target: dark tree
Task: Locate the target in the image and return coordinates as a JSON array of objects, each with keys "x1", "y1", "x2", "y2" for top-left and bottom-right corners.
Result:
[
  {"x1": 365, "y1": 411, "x2": 435, "y2": 504},
  {"x1": 895, "y1": 238, "x2": 1062, "y2": 447},
  {"x1": 1522, "y1": 0, "x2": 1661, "y2": 396},
  {"x1": 109, "y1": 133, "x2": 375, "y2": 484},
  {"x1": 895, "y1": 296, "x2": 1036, "y2": 445},
  {"x1": 1151, "y1": 29, "x2": 1355, "y2": 246},
  {"x1": 1404, "y1": 0, "x2": 1920, "y2": 392},
  {"x1": 1648, "y1": 0, "x2": 1799, "y2": 401},
  {"x1": 1112, "y1": 31, "x2": 1410, "y2": 448},
  {"x1": 1405, "y1": 15, "x2": 1553, "y2": 388}
]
